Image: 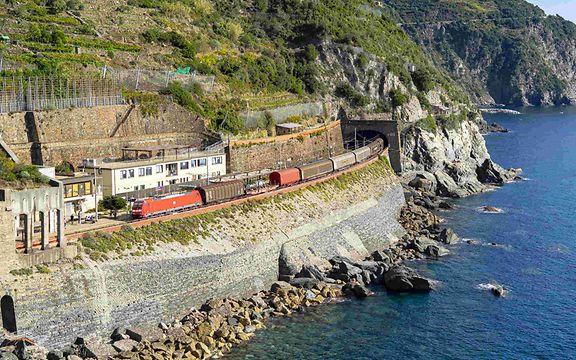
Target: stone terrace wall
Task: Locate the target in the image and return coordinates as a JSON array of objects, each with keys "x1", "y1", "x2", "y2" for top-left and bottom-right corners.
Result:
[
  {"x1": 227, "y1": 122, "x2": 345, "y2": 173},
  {"x1": 0, "y1": 159, "x2": 405, "y2": 348},
  {"x1": 0, "y1": 103, "x2": 209, "y2": 166}
]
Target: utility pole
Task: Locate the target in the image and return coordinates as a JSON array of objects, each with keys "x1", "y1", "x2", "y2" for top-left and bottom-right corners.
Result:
[{"x1": 93, "y1": 161, "x2": 99, "y2": 221}]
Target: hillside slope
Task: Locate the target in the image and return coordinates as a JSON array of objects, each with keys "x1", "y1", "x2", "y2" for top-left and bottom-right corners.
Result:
[{"x1": 379, "y1": 0, "x2": 576, "y2": 106}]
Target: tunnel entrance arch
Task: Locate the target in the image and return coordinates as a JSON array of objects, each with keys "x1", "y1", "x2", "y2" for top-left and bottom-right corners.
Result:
[{"x1": 1, "y1": 295, "x2": 17, "y2": 334}]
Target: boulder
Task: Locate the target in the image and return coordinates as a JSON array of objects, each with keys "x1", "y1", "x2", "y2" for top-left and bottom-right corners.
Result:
[
  {"x1": 383, "y1": 266, "x2": 435, "y2": 292},
  {"x1": 112, "y1": 339, "x2": 138, "y2": 353},
  {"x1": 371, "y1": 250, "x2": 391, "y2": 264},
  {"x1": 476, "y1": 159, "x2": 512, "y2": 184},
  {"x1": 125, "y1": 329, "x2": 143, "y2": 342},
  {"x1": 295, "y1": 265, "x2": 326, "y2": 281},
  {"x1": 491, "y1": 284, "x2": 506, "y2": 297},
  {"x1": 270, "y1": 281, "x2": 291, "y2": 293},
  {"x1": 409, "y1": 237, "x2": 437, "y2": 253},
  {"x1": 46, "y1": 351, "x2": 64, "y2": 360},
  {"x1": 352, "y1": 283, "x2": 372, "y2": 298},
  {"x1": 278, "y1": 244, "x2": 300, "y2": 276},
  {"x1": 425, "y1": 244, "x2": 450, "y2": 258},
  {"x1": 110, "y1": 328, "x2": 128, "y2": 342},
  {"x1": 289, "y1": 277, "x2": 320, "y2": 289},
  {"x1": 434, "y1": 170, "x2": 469, "y2": 198},
  {"x1": 438, "y1": 228, "x2": 459, "y2": 244}
]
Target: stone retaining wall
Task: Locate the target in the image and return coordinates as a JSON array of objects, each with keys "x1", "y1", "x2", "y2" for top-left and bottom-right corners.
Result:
[{"x1": 1, "y1": 167, "x2": 405, "y2": 348}]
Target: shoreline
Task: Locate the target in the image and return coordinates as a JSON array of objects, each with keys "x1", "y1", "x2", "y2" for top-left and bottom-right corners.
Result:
[{"x1": 32, "y1": 185, "x2": 461, "y2": 360}]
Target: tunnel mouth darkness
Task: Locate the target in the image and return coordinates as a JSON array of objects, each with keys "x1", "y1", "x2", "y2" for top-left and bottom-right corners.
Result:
[{"x1": 1, "y1": 295, "x2": 17, "y2": 334}]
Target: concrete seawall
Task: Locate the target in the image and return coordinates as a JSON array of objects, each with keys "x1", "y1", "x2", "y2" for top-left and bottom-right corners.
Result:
[{"x1": 2, "y1": 163, "x2": 405, "y2": 348}]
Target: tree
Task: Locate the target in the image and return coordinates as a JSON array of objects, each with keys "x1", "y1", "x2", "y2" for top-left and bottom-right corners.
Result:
[{"x1": 100, "y1": 196, "x2": 127, "y2": 218}]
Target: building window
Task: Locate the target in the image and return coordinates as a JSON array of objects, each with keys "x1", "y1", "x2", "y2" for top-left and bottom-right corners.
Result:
[
  {"x1": 212, "y1": 156, "x2": 223, "y2": 165},
  {"x1": 191, "y1": 159, "x2": 197, "y2": 167},
  {"x1": 180, "y1": 161, "x2": 189, "y2": 170},
  {"x1": 198, "y1": 158, "x2": 207, "y2": 166},
  {"x1": 167, "y1": 163, "x2": 178, "y2": 176},
  {"x1": 168, "y1": 179, "x2": 177, "y2": 185},
  {"x1": 128, "y1": 169, "x2": 135, "y2": 178},
  {"x1": 146, "y1": 167, "x2": 153, "y2": 176},
  {"x1": 156, "y1": 165, "x2": 164, "y2": 173},
  {"x1": 157, "y1": 181, "x2": 164, "y2": 187},
  {"x1": 138, "y1": 168, "x2": 146, "y2": 177},
  {"x1": 140, "y1": 185, "x2": 145, "y2": 190},
  {"x1": 120, "y1": 170, "x2": 127, "y2": 179},
  {"x1": 85, "y1": 181, "x2": 92, "y2": 195},
  {"x1": 134, "y1": 186, "x2": 139, "y2": 191}
]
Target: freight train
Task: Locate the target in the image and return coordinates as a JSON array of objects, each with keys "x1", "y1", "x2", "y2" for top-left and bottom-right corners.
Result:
[{"x1": 131, "y1": 138, "x2": 384, "y2": 219}]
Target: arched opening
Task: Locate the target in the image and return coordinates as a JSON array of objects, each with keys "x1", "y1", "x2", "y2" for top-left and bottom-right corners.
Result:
[
  {"x1": 346, "y1": 130, "x2": 389, "y2": 150},
  {"x1": 1, "y1": 295, "x2": 17, "y2": 334}
]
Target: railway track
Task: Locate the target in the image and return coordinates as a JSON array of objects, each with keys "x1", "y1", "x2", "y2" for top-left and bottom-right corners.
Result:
[{"x1": 18, "y1": 149, "x2": 388, "y2": 251}]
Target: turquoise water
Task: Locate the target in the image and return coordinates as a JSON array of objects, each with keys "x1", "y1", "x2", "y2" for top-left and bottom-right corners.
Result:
[{"x1": 227, "y1": 107, "x2": 576, "y2": 359}]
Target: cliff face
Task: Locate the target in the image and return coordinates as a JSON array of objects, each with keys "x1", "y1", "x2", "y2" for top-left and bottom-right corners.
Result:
[
  {"x1": 402, "y1": 117, "x2": 517, "y2": 197},
  {"x1": 381, "y1": 0, "x2": 576, "y2": 106}
]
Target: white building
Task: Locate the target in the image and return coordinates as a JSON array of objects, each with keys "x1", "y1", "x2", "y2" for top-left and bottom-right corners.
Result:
[
  {"x1": 84, "y1": 147, "x2": 227, "y2": 197},
  {"x1": 57, "y1": 174, "x2": 102, "y2": 218}
]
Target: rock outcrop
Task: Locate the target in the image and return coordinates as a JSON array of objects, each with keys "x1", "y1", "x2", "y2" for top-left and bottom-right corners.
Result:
[{"x1": 403, "y1": 117, "x2": 520, "y2": 197}]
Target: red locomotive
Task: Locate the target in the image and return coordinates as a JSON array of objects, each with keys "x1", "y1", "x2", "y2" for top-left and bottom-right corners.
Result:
[{"x1": 132, "y1": 191, "x2": 203, "y2": 218}]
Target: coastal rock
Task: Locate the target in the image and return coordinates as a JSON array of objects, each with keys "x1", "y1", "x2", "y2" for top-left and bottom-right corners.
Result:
[
  {"x1": 434, "y1": 170, "x2": 468, "y2": 198},
  {"x1": 486, "y1": 122, "x2": 509, "y2": 133},
  {"x1": 425, "y1": 244, "x2": 450, "y2": 258},
  {"x1": 476, "y1": 159, "x2": 513, "y2": 184},
  {"x1": 295, "y1": 265, "x2": 326, "y2": 281},
  {"x1": 112, "y1": 339, "x2": 138, "y2": 353},
  {"x1": 491, "y1": 285, "x2": 506, "y2": 297},
  {"x1": 438, "y1": 228, "x2": 459, "y2": 244},
  {"x1": 289, "y1": 277, "x2": 320, "y2": 289},
  {"x1": 383, "y1": 266, "x2": 435, "y2": 292}
]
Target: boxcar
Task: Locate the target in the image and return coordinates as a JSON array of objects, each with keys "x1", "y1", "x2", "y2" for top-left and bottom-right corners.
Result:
[
  {"x1": 132, "y1": 191, "x2": 203, "y2": 218},
  {"x1": 269, "y1": 168, "x2": 302, "y2": 186},
  {"x1": 330, "y1": 152, "x2": 357, "y2": 171},
  {"x1": 198, "y1": 180, "x2": 245, "y2": 204},
  {"x1": 353, "y1": 146, "x2": 371, "y2": 163},
  {"x1": 298, "y1": 159, "x2": 334, "y2": 180},
  {"x1": 368, "y1": 138, "x2": 385, "y2": 156}
]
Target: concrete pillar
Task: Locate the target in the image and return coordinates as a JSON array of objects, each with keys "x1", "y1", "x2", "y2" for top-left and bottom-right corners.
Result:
[
  {"x1": 24, "y1": 213, "x2": 32, "y2": 254},
  {"x1": 386, "y1": 125, "x2": 403, "y2": 174},
  {"x1": 41, "y1": 211, "x2": 49, "y2": 250},
  {"x1": 56, "y1": 209, "x2": 66, "y2": 248}
]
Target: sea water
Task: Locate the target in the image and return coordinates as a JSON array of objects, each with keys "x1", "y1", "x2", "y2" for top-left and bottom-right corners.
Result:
[{"x1": 228, "y1": 107, "x2": 576, "y2": 359}]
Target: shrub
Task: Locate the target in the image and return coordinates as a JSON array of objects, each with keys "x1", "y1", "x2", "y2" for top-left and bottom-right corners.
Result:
[
  {"x1": 35, "y1": 264, "x2": 51, "y2": 273},
  {"x1": 390, "y1": 88, "x2": 409, "y2": 108},
  {"x1": 335, "y1": 83, "x2": 369, "y2": 108},
  {"x1": 417, "y1": 115, "x2": 437, "y2": 133},
  {"x1": 99, "y1": 196, "x2": 127, "y2": 218},
  {"x1": 411, "y1": 68, "x2": 435, "y2": 92},
  {"x1": 10, "y1": 268, "x2": 33, "y2": 276}
]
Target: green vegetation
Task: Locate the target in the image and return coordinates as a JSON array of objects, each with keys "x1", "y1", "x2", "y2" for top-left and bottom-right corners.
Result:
[
  {"x1": 417, "y1": 115, "x2": 437, "y2": 133},
  {"x1": 335, "y1": 83, "x2": 369, "y2": 108},
  {"x1": 10, "y1": 267, "x2": 33, "y2": 276},
  {"x1": 0, "y1": 152, "x2": 50, "y2": 185},
  {"x1": 99, "y1": 196, "x2": 127, "y2": 218},
  {"x1": 381, "y1": 0, "x2": 576, "y2": 105},
  {"x1": 390, "y1": 88, "x2": 409, "y2": 108},
  {"x1": 35, "y1": 264, "x2": 51, "y2": 274},
  {"x1": 80, "y1": 155, "x2": 394, "y2": 261}
]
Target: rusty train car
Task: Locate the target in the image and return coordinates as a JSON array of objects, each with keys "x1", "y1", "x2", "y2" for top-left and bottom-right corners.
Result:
[{"x1": 269, "y1": 137, "x2": 385, "y2": 187}]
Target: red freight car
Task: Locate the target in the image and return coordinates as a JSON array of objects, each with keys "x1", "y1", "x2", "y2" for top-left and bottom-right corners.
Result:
[
  {"x1": 132, "y1": 191, "x2": 203, "y2": 218},
  {"x1": 269, "y1": 168, "x2": 302, "y2": 186}
]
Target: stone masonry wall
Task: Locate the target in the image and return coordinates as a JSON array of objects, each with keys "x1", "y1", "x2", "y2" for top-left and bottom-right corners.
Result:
[
  {"x1": 227, "y1": 123, "x2": 345, "y2": 172},
  {"x1": 0, "y1": 103, "x2": 210, "y2": 166},
  {"x1": 0, "y1": 159, "x2": 405, "y2": 347}
]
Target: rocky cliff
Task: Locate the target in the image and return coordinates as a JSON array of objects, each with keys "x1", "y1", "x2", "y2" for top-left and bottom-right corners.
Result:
[{"x1": 380, "y1": 0, "x2": 576, "y2": 106}]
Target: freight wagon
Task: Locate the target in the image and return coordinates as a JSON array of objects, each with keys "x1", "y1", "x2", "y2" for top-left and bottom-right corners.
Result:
[
  {"x1": 298, "y1": 159, "x2": 334, "y2": 180},
  {"x1": 198, "y1": 180, "x2": 245, "y2": 204},
  {"x1": 353, "y1": 146, "x2": 371, "y2": 163},
  {"x1": 330, "y1": 152, "x2": 357, "y2": 171},
  {"x1": 368, "y1": 138, "x2": 384, "y2": 156},
  {"x1": 132, "y1": 191, "x2": 203, "y2": 218},
  {"x1": 269, "y1": 168, "x2": 302, "y2": 186}
]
